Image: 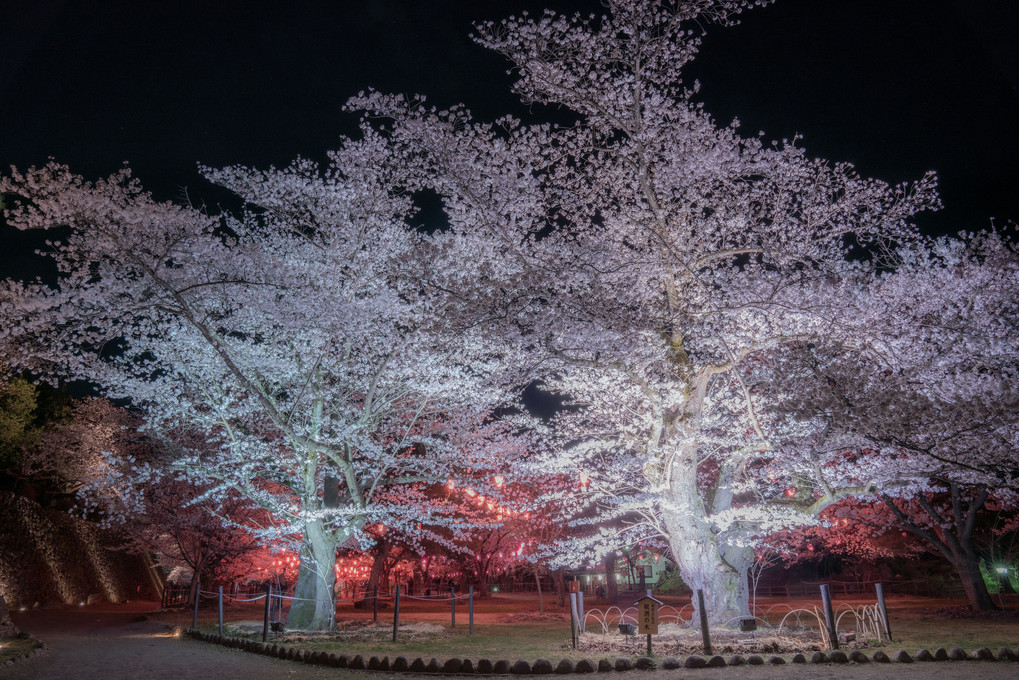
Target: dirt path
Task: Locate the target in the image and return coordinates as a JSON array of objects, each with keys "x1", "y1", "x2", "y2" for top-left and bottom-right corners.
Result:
[{"x1": 6, "y1": 602, "x2": 1018, "y2": 680}]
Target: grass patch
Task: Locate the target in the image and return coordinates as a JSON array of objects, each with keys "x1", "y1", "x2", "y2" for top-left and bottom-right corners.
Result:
[
  {"x1": 0, "y1": 637, "x2": 37, "y2": 663},
  {"x1": 864, "y1": 609, "x2": 1019, "y2": 654},
  {"x1": 163, "y1": 592, "x2": 1019, "y2": 661},
  {"x1": 300, "y1": 621, "x2": 577, "y2": 660}
]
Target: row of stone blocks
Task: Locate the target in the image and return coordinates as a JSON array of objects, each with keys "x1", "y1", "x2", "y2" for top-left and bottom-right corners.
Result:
[{"x1": 187, "y1": 631, "x2": 1018, "y2": 672}]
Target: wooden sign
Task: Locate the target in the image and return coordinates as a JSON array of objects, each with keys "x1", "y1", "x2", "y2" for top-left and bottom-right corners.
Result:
[{"x1": 634, "y1": 595, "x2": 662, "y2": 634}]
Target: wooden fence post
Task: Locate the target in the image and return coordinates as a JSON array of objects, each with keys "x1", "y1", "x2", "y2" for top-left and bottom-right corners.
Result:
[
  {"x1": 191, "y1": 580, "x2": 200, "y2": 630},
  {"x1": 262, "y1": 584, "x2": 271, "y2": 642},
  {"x1": 468, "y1": 585, "x2": 474, "y2": 635},
  {"x1": 875, "y1": 582, "x2": 892, "y2": 641},
  {"x1": 568, "y1": 592, "x2": 579, "y2": 650},
  {"x1": 696, "y1": 589, "x2": 712, "y2": 655},
  {"x1": 392, "y1": 584, "x2": 401, "y2": 642},
  {"x1": 820, "y1": 584, "x2": 838, "y2": 649}
]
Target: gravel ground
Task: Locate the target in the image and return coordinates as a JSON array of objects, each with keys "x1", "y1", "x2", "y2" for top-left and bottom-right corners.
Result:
[{"x1": 6, "y1": 602, "x2": 1019, "y2": 680}]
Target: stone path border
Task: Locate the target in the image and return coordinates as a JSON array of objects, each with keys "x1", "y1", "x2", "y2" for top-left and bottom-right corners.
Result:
[{"x1": 187, "y1": 629, "x2": 1019, "y2": 673}]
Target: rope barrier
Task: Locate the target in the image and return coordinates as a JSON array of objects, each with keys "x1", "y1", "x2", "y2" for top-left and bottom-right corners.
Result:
[
  {"x1": 198, "y1": 589, "x2": 266, "y2": 602},
  {"x1": 197, "y1": 587, "x2": 475, "y2": 604}
]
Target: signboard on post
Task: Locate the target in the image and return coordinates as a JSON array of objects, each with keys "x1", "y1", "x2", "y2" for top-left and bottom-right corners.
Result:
[{"x1": 634, "y1": 594, "x2": 662, "y2": 634}]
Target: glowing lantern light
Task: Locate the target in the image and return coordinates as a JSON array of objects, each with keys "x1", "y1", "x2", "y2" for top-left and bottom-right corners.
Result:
[
  {"x1": 465, "y1": 488, "x2": 476, "y2": 497},
  {"x1": 784, "y1": 487, "x2": 796, "y2": 497},
  {"x1": 446, "y1": 480, "x2": 456, "y2": 490},
  {"x1": 579, "y1": 471, "x2": 590, "y2": 488},
  {"x1": 494, "y1": 475, "x2": 505, "y2": 488}
]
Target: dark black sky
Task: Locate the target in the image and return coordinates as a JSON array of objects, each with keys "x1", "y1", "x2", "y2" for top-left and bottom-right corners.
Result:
[{"x1": 2, "y1": 0, "x2": 1018, "y2": 281}]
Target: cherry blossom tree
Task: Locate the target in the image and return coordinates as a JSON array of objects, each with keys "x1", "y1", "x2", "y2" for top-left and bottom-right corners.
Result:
[
  {"x1": 127, "y1": 475, "x2": 265, "y2": 606},
  {"x1": 355, "y1": 0, "x2": 938, "y2": 624},
  {"x1": 761, "y1": 232, "x2": 1019, "y2": 610},
  {"x1": 0, "y1": 129, "x2": 528, "y2": 629},
  {"x1": 17, "y1": 398, "x2": 136, "y2": 504}
]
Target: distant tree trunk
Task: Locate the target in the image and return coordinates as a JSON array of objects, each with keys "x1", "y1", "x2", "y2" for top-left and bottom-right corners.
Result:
[
  {"x1": 997, "y1": 567, "x2": 1017, "y2": 595},
  {"x1": 187, "y1": 575, "x2": 200, "y2": 607},
  {"x1": 534, "y1": 566, "x2": 544, "y2": 614},
  {"x1": 473, "y1": 570, "x2": 491, "y2": 598},
  {"x1": 187, "y1": 555, "x2": 208, "y2": 606},
  {"x1": 355, "y1": 536, "x2": 391, "y2": 607},
  {"x1": 415, "y1": 557, "x2": 432, "y2": 596},
  {"x1": 552, "y1": 567, "x2": 566, "y2": 607},
  {"x1": 604, "y1": 552, "x2": 618, "y2": 602}
]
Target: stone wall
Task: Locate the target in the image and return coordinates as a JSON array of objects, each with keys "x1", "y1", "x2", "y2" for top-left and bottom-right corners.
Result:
[{"x1": 0, "y1": 491, "x2": 149, "y2": 608}]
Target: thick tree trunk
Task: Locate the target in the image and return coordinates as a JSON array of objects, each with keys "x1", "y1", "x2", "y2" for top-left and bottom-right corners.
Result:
[
  {"x1": 664, "y1": 525, "x2": 752, "y2": 626},
  {"x1": 662, "y1": 453, "x2": 753, "y2": 627},
  {"x1": 287, "y1": 521, "x2": 339, "y2": 631},
  {"x1": 952, "y1": 551, "x2": 998, "y2": 612},
  {"x1": 879, "y1": 485, "x2": 998, "y2": 613},
  {"x1": 534, "y1": 566, "x2": 544, "y2": 614}
]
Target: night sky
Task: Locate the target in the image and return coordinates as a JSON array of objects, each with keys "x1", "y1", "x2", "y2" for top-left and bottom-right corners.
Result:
[{"x1": 2, "y1": 0, "x2": 1018, "y2": 282}]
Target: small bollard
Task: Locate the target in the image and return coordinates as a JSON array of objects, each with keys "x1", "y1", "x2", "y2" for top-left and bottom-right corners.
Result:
[{"x1": 217, "y1": 586, "x2": 224, "y2": 636}]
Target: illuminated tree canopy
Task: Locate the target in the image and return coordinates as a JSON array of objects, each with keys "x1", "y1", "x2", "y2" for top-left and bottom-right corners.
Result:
[
  {"x1": 2, "y1": 0, "x2": 1016, "y2": 629},
  {"x1": 0, "y1": 132, "x2": 531, "y2": 630},
  {"x1": 351, "y1": 0, "x2": 966, "y2": 624}
]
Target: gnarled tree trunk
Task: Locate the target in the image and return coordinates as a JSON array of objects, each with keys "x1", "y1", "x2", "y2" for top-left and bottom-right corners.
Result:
[{"x1": 662, "y1": 450, "x2": 753, "y2": 627}]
